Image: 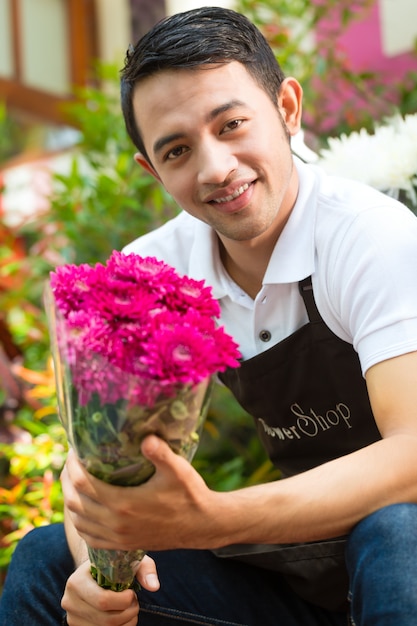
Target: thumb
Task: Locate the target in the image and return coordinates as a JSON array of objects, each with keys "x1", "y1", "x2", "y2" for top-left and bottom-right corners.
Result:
[
  {"x1": 140, "y1": 435, "x2": 194, "y2": 485},
  {"x1": 134, "y1": 554, "x2": 160, "y2": 592},
  {"x1": 140, "y1": 434, "x2": 179, "y2": 469}
]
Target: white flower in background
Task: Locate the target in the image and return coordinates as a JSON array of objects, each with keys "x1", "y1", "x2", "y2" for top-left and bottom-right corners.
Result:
[{"x1": 318, "y1": 113, "x2": 417, "y2": 209}]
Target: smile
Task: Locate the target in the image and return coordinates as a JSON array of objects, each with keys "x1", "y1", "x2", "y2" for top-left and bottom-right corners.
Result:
[{"x1": 212, "y1": 183, "x2": 250, "y2": 204}]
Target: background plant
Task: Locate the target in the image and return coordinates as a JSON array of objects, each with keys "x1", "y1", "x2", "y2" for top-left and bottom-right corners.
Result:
[
  {"x1": 0, "y1": 103, "x2": 26, "y2": 166},
  {"x1": 237, "y1": 0, "x2": 417, "y2": 139}
]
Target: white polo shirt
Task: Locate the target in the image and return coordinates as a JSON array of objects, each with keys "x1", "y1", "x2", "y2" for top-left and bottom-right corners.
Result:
[{"x1": 123, "y1": 158, "x2": 417, "y2": 375}]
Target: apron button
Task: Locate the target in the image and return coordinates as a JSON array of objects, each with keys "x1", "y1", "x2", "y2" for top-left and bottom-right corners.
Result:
[{"x1": 259, "y1": 329, "x2": 271, "y2": 342}]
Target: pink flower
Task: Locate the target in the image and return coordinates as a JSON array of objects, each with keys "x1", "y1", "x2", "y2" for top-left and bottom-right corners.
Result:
[
  {"x1": 165, "y1": 276, "x2": 221, "y2": 318},
  {"x1": 50, "y1": 250, "x2": 241, "y2": 405}
]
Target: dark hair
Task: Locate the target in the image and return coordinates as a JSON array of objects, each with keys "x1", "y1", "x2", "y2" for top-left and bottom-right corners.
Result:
[{"x1": 120, "y1": 6, "x2": 286, "y2": 161}]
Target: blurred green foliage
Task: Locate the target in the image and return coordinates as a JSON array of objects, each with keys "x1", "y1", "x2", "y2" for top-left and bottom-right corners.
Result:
[
  {"x1": 237, "y1": 0, "x2": 417, "y2": 138},
  {"x1": 23, "y1": 67, "x2": 178, "y2": 267},
  {"x1": 0, "y1": 103, "x2": 26, "y2": 166}
]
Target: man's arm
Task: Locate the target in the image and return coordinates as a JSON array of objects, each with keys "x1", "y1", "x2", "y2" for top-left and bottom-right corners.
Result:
[
  {"x1": 62, "y1": 351, "x2": 417, "y2": 551},
  {"x1": 221, "y1": 350, "x2": 417, "y2": 544}
]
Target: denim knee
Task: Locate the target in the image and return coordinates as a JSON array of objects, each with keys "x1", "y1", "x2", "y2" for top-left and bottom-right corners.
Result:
[
  {"x1": 12, "y1": 524, "x2": 51, "y2": 556},
  {"x1": 347, "y1": 503, "x2": 417, "y2": 559},
  {"x1": 346, "y1": 504, "x2": 417, "y2": 625},
  {"x1": 0, "y1": 524, "x2": 73, "y2": 626},
  {"x1": 12, "y1": 523, "x2": 72, "y2": 566}
]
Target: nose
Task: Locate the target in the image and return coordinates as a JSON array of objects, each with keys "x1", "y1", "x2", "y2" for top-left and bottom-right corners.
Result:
[{"x1": 197, "y1": 140, "x2": 238, "y2": 185}]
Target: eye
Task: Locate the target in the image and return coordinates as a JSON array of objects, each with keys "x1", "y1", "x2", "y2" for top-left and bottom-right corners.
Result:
[
  {"x1": 222, "y1": 119, "x2": 244, "y2": 133},
  {"x1": 165, "y1": 145, "x2": 188, "y2": 161}
]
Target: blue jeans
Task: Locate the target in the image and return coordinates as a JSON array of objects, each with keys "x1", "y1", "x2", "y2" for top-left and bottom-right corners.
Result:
[
  {"x1": 1, "y1": 504, "x2": 416, "y2": 625},
  {"x1": 345, "y1": 504, "x2": 417, "y2": 625}
]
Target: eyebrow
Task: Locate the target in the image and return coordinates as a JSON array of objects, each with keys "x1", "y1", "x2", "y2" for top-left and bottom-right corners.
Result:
[
  {"x1": 153, "y1": 132, "x2": 185, "y2": 157},
  {"x1": 152, "y1": 99, "x2": 246, "y2": 157}
]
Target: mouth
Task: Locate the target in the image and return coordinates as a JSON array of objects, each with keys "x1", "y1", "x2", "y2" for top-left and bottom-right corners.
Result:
[
  {"x1": 205, "y1": 181, "x2": 255, "y2": 208},
  {"x1": 211, "y1": 182, "x2": 250, "y2": 204}
]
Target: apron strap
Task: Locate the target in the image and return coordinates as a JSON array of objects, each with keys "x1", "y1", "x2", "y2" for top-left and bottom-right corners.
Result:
[{"x1": 299, "y1": 276, "x2": 322, "y2": 324}]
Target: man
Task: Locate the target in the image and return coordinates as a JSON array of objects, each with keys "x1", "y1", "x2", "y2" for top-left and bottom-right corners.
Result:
[{"x1": 1, "y1": 7, "x2": 417, "y2": 625}]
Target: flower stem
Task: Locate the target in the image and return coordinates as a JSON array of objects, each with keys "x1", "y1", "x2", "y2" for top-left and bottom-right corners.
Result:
[{"x1": 90, "y1": 565, "x2": 134, "y2": 592}]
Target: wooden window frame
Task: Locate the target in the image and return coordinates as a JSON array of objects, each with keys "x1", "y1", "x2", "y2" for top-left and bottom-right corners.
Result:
[{"x1": 0, "y1": 0, "x2": 98, "y2": 124}]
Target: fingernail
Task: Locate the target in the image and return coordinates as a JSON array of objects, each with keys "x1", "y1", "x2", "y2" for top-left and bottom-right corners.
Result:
[
  {"x1": 145, "y1": 574, "x2": 159, "y2": 589},
  {"x1": 142, "y1": 435, "x2": 159, "y2": 455}
]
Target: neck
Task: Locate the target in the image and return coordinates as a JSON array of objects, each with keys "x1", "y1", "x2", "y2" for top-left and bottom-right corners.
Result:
[{"x1": 219, "y1": 234, "x2": 278, "y2": 300}]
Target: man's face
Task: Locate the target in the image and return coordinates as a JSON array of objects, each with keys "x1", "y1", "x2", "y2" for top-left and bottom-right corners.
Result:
[{"x1": 133, "y1": 61, "x2": 301, "y2": 245}]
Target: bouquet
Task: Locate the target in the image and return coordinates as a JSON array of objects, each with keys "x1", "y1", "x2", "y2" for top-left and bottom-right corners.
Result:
[
  {"x1": 317, "y1": 113, "x2": 417, "y2": 212},
  {"x1": 45, "y1": 250, "x2": 240, "y2": 590}
]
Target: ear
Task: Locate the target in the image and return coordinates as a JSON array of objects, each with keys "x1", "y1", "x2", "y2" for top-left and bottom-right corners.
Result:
[
  {"x1": 277, "y1": 77, "x2": 303, "y2": 137},
  {"x1": 134, "y1": 153, "x2": 162, "y2": 182}
]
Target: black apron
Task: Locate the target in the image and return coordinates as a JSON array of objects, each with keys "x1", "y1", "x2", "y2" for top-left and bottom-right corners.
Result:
[{"x1": 215, "y1": 277, "x2": 382, "y2": 611}]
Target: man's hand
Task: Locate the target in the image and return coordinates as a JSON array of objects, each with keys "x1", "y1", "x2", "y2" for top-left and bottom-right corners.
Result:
[
  {"x1": 61, "y1": 556, "x2": 159, "y2": 625},
  {"x1": 61, "y1": 435, "x2": 225, "y2": 552}
]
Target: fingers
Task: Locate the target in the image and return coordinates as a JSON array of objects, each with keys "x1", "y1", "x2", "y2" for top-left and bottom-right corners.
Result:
[
  {"x1": 62, "y1": 435, "x2": 206, "y2": 553},
  {"x1": 62, "y1": 561, "x2": 139, "y2": 625},
  {"x1": 63, "y1": 449, "x2": 103, "y2": 501},
  {"x1": 61, "y1": 457, "x2": 115, "y2": 548},
  {"x1": 134, "y1": 555, "x2": 160, "y2": 592}
]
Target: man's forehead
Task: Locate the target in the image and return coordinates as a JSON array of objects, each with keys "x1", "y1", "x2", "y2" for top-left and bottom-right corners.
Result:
[{"x1": 132, "y1": 61, "x2": 256, "y2": 102}]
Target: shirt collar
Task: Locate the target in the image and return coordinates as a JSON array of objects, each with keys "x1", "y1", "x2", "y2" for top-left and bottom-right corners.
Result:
[{"x1": 188, "y1": 221, "x2": 229, "y2": 299}]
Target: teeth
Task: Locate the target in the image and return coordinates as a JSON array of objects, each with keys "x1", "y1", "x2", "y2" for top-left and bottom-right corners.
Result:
[{"x1": 213, "y1": 183, "x2": 249, "y2": 203}]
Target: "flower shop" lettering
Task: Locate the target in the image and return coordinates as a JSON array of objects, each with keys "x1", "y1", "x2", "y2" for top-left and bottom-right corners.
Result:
[{"x1": 258, "y1": 402, "x2": 352, "y2": 441}]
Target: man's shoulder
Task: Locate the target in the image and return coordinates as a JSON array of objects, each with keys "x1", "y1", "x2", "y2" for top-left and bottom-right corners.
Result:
[
  {"x1": 311, "y1": 164, "x2": 417, "y2": 244},
  {"x1": 122, "y1": 211, "x2": 200, "y2": 272}
]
